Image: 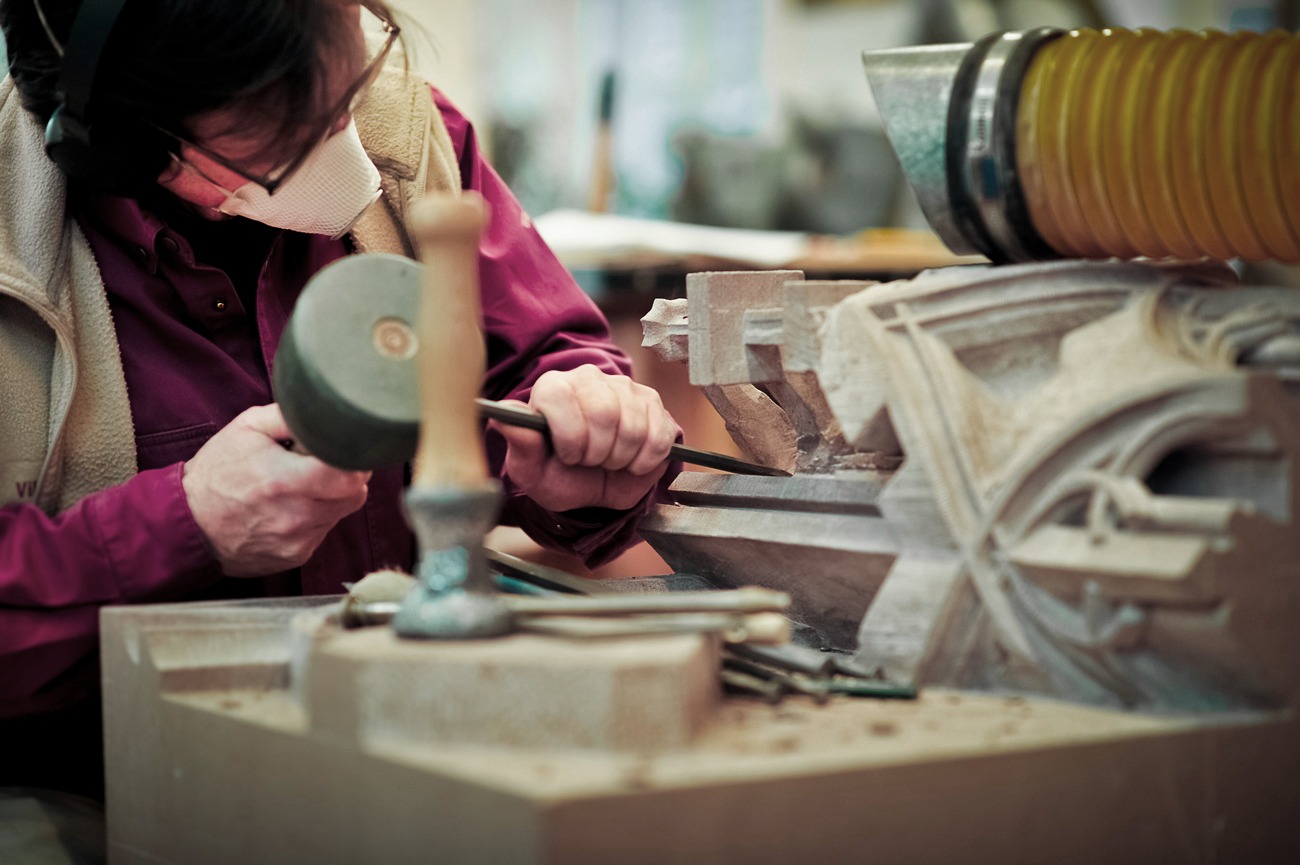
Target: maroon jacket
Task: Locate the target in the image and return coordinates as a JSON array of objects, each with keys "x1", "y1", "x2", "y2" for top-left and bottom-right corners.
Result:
[{"x1": 0, "y1": 92, "x2": 666, "y2": 768}]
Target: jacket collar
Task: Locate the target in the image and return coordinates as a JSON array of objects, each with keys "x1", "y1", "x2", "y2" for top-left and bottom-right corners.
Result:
[
  {"x1": 0, "y1": 76, "x2": 74, "y2": 312},
  {"x1": 353, "y1": 36, "x2": 427, "y2": 183}
]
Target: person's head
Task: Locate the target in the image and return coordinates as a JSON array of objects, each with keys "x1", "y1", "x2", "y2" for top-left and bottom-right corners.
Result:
[{"x1": 1, "y1": 0, "x2": 401, "y2": 231}]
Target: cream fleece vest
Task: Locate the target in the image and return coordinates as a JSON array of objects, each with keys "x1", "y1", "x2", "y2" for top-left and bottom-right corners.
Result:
[{"x1": 0, "y1": 50, "x2": 460, "y2": 514}]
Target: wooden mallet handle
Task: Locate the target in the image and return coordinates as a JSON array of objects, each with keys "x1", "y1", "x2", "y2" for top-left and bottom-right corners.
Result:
[{"x1": 406, "y1": 192, "x2": 492, "y2": 490}]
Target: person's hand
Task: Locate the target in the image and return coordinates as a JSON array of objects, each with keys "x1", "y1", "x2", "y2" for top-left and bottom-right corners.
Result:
[
  {"x1": 182, "y1": 404, "x2": 371, "y2": 577},
  {"x1": 493, "y1": 366, "x2": 676, "y2": 513}
]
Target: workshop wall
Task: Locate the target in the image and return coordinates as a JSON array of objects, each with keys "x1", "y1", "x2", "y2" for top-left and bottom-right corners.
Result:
[
  {"x1": 462, "y1": 0, "x2": 914, "y2": 232},
  {"x1": 393, "y1": 0, "x2": 923, "y2": 231}
]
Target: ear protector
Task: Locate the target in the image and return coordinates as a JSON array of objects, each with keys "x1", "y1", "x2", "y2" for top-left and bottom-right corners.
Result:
[{"x1": 41, "y1": 0, "x2": 169, "y2": 193}]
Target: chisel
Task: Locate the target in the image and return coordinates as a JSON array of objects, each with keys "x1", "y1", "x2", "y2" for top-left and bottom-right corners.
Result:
[{"x1": 476, "y1": 398, "x2": 791, "y2": 477}]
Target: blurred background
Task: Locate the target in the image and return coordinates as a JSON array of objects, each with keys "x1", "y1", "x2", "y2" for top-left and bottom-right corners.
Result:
[{"x1": 387, "y1": 0, "x2": 1291, "y2": 235}]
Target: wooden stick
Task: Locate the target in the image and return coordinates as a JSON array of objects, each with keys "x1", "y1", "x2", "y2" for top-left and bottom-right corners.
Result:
[
  {"x1": 406, "y1": 193, "x2": 492, "y2": 490},
  {"x1": 516, "y1": 612, "x2": 792, "y2": 645},
  {"x1": 503, "y1": 587, "x2": 792, "y2": 617}
]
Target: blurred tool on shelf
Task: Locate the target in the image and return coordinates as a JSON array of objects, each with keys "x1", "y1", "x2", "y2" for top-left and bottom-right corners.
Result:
[{"x1": 587, "y1": 70, "x2": 617, "y2": 213}]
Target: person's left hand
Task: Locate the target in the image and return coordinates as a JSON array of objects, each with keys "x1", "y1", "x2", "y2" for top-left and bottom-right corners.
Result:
[{"x1": 492, "y1": 365, "x2": 677, "y2": 513}]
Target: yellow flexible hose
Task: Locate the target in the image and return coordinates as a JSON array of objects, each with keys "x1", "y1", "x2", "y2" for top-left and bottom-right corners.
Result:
[{"x1": 1017, "y1": 28, "x2": 1300, "y2": 263}]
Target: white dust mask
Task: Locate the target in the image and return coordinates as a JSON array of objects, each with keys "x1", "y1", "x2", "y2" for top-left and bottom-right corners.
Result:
[{"x1": 216, "y1": 117, "x2": 382, "y2": 238}]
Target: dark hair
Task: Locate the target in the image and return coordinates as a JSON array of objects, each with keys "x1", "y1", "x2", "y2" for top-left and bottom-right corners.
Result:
[{"x1": 0, "y1": 0, "x2": 401, "y2": 168}]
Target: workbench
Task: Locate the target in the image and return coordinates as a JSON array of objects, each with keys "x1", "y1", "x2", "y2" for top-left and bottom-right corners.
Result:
[{"x1": 100, "y1": 595, "x2": 1299, "y2": 864}]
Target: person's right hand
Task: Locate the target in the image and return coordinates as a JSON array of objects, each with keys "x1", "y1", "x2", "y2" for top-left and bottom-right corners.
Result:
[{"x1": 182, "y1": 404, "x2": 371, "y2": 577}]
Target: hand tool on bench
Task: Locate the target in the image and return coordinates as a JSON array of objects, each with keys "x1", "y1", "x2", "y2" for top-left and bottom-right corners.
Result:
[
  {"x1": 503, "y1": 586, "x2": 790, "y2": 616},
  {"x1": 343, "y1": 582, "x2": 793, "y2": 644},
  {"x1": 519, "y1": 612, "x2": 790, "y2": 645}
]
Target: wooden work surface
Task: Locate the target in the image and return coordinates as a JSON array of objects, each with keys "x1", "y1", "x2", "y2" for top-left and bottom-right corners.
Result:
[{"x1": 576, "y1": 228, "x2": 985, "y2": 316}]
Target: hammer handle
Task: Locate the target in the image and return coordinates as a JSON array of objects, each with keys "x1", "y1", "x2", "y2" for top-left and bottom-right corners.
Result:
[{"x1": 407, "y1": 194, "x2": 492, "y2": 489}]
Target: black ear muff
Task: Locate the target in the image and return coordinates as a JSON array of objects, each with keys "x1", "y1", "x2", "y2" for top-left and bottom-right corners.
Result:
[
  {"x1": 44, "y1": 102, "x2": 104, "y2": 181},
  {"x1": 41, "y1": 0, "x2": 162, "y2": 193},
  {"x1": 45, "y1": 103, "x2": 170, "y2": 196}
]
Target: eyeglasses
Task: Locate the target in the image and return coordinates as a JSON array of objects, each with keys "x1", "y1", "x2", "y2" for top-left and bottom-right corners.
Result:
[{"x1": 155, "y1": 12, "x2": 400, "y2": 196}]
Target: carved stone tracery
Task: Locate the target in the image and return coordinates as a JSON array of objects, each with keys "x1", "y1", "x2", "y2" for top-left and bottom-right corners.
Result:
[{"x1": 641, "y1": 260, "x2": 1300, "y2": 711}]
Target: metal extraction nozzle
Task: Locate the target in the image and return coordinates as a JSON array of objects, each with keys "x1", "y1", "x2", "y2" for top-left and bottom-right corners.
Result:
[
  {"x1": 865, "y1": 27, "x2": 1300, "y2": 264},
  {"x1": 861, "y1": 42, "x2": 976, "y2": 255},
  {"x1": 863, "y1": 28, "x2": 1063, "y2": 263}
]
